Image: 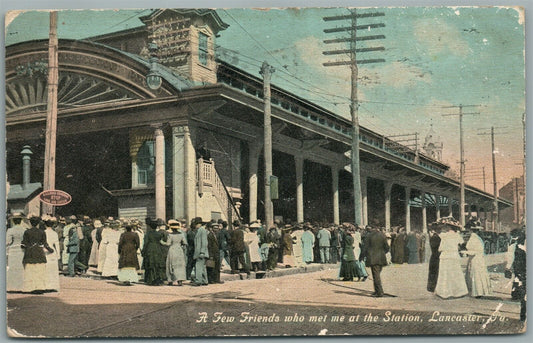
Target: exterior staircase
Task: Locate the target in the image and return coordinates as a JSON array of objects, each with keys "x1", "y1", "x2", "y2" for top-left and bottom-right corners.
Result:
[{"x1": 198, "y1": 158, "x2": 242, "y2": 225}]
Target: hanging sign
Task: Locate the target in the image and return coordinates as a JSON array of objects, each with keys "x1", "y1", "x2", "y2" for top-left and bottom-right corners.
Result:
[
  {"x1": 38, "y1": 190, "x2": 72, "y2": 206},
  {"x1": 270, "y1": 175, "x2": 279, "y2": 200}
]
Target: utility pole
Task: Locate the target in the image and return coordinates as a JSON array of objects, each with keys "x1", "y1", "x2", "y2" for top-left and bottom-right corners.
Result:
[
  {"x1": 323, "y1": 9, "x2": 385, "y2": 225},
  {"x1": 43, "y1": 11, "x2": 58, "y2": 216},
  {"x1": 260, "y1": 61, "x2": 275, "y2": 229},
  {"x1": 442, "y1": 104, "x2": 479, "y2": 228},
  {"x1": 478, "y1": 126, "x2": 507, "y2": 231},
  {"x1": 490, "y1": 126, "x2": 499, "y2": 232},
  {"x1": 522, "y1": 112, "x2": 526, "y2": 226}
]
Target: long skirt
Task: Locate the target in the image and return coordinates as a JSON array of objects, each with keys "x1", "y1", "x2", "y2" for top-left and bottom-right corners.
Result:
[
  {"x1": 408, "y1": 249, "x2": 420, "y2": 264},
  {"x1": 22, "y1": 263, "x2": 47, "y2": 292},
  {"x1": 101, "y1": 244, "x2": 119, "y2": 277},
  {"x1": 88, "y1": 231, "x2": 99, "y2": 267},
  {"x1": 6, "y1": 247, "x2": 25, "y2": 292},
  {"x1": 118, "y1": 267, "x2": 139, "y2": 283},
  {"x1": 465, "y1": 255, "x2": 491, "y2": 297},
  {"x1": 44, "y1": 254, "x2": 60, "y2": 291},
  {"x1": 339, "y1": 260, "x2": 358, "y2": 280},
  {"x1": 283, "y1": 254, "x2": 295, "y2": 267},
  {"x1": 166, "y1": 246, "x2": 186, "y2": 282},
  {"x1": 97, "y1": 243, "x2": 107, "y2": 273},
  {"x1": 434, "y1": 257, "x2": 468, "y2": 299},
  {"x1": 355, "y1": 260, "x2": 368, "y2": 278}
]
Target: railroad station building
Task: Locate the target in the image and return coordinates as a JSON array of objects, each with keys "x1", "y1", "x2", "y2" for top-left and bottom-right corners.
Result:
[{"x1": 5, "y1": 9, "x2": 512, "y2": 231}]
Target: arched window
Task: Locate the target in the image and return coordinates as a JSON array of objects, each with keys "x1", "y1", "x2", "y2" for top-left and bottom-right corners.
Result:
[{"x1": 137, "y1": 140, "x2": 155, "y2": 186}]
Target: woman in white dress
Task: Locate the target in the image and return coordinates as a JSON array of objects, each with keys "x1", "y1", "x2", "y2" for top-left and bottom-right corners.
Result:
[
  {"x1": 434, "y1": 219, "x2": 468, "y2": 299},
  {"x1": 100, "y1": 223, "x2": 121, "y2": 277},
  {"x1": 465, "y1": 231, "x2": 491, "y2": 297},
  {"x1": 291, "y1": 226, "x2": 304, "y2": 267},
  {"x1": 6, "y1": 213, "x2": 27, "y2": 292},
  {"x1": 88, "y1": 220, "x2": 102, "y2": 267},
  {"x1": 43, "y1": 216, "x2": 61, "y2": 291},
  {"x1": 245, "y1": 227, "x2": 262, "y2": 271},
  {"x1": 97, "y1": 223, "x2": 112, "y2": 273}
]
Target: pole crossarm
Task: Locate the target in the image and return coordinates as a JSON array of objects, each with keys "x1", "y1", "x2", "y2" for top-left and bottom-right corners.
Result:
[
  {"x1": 323, "y1": 12, "x2": 385, "y2": 21},
  {"x1": 323, "y1": 47, "x2": 385, "y2": 55},
  {"x1": 323, "y1": 23, "x2": 385, "y2": 33},
  {"x1": 323, "y1": 59, "x2": 385, "y2": 66},
  {"x1": 324, "y1": 35, "x2": 386, "y2": 44}
]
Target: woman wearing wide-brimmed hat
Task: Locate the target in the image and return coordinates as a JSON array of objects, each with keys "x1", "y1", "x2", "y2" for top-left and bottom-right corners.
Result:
[
  {"x1": 434, "y1": 217, "x2": 468, "y2": 299},
  {"x1": 161, "y1": 220, "x2": 188, "y2": 286}
]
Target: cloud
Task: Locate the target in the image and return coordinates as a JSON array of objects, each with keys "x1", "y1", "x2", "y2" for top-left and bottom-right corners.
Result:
[
  {"x1": 360, "y1": 62, "x2": 432, "y2": 88},
  {"x1": 413, "y1": 18, "x2": 470, "y2": 56},
  {"x1": 292, "y1": 36, "x2": 432, "y2": 90}
]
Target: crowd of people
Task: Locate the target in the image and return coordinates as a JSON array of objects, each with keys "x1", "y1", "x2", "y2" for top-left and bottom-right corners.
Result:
[{"x1": 4, "y1": 212, "x2": 526, "y2": 320}]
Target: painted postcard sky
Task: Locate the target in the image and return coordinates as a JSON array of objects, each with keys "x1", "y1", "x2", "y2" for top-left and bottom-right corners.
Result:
[{"x1": 5, "y1": 7, "x2": 525, "y2": 192}]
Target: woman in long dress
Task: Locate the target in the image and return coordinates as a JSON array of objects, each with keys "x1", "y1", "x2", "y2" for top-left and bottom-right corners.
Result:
[
  {"x1": 43, "y1": 217, "x2": 60, "y2": 291},
  {"x1": 434, "y1": 222, "x2": 468, "y2": 299},
  {"x1": 101, "y1": 224, "x2": 121, "y2": 277},
  {"x1": 88, "y1": 220, "x2": 102, "y2": 267},
  {"x1": 339, "y1": 230, "x2": 358, "y2": 281},
  {"x1": 22, "y1": 216, "x2": 53, "y2": 293},
  {"x1": 142, "y1": 219, "x2": 166, "y2": 285},
  {"x1": 117, "y1": 225, "x2": 141, "y2": 284},
  {"x1": 97, "y1": 223, "x2": 112, "y2": 273},
  {"x1": 160, "y1": 220, "x2": 187, "y2": 286},
  {"x1": 291, "y1": 227, "x2": 305, "y2": 267},
  {"x1": 301, "y1": 227, "x2": 315, "y2": 264},
  {"x1": 244, "y1": 227, "x2": 262, "y2": 271},
  {"x1": 465, "y1": 231, "x2": 491, "y2": 297},
  {"x1": 6, "y1": 213, "x2": 26, "y2": 292},
  {"x1": 391, "y1": 229, "x2": 407, "y2": 264},
  {"x1": 406, "y1": 232, "x2": 420, "y2": 264},
  {"x1": 352, "y1": 228, "x2": 368, "y2": 281}
]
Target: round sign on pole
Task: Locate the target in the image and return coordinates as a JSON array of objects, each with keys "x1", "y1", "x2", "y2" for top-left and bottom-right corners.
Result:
[{"x1": 38, "y1": 190, "x2": 72, "y2": 206}]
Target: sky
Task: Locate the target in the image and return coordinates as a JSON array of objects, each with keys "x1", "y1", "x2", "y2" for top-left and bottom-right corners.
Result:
[{"x1": 4, "y1": 5, "x2": 526, "y2": 193}]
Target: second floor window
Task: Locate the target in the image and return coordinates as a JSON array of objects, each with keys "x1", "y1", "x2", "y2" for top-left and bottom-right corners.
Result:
[
  {"x1": 137, "y1": 140, "x2": 155, "y2": 186},
  {"x1": 199, "y1": 32, "x2": 208, "y2": 65}
]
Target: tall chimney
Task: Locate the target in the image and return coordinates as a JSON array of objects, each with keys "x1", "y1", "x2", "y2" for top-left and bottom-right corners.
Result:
[{"x1": 21, "y1": 145, "x2": 32, "y2": 189}]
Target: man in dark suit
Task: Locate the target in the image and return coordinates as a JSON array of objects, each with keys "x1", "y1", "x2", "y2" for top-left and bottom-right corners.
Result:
[
  {"x1": 206, "y1": 223, "x2": 223, "y2": 284},
  {"x1": 230, "y1": 224, "x2": 249, "y2": 275},
  {"x1": 362, "y1": 226, "x2": 390, "y2": 297},
  {"x1": 186, "y1": 218, "x2": 198, "y2": 280},
  {"x1": 217, "y1": 220, "x2": 230, "y2": 268}
]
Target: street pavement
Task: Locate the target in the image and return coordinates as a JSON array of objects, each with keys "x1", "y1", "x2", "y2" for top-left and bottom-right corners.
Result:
[{"x1": 6, "y1": 253, "x2": 525, "y2": 338}]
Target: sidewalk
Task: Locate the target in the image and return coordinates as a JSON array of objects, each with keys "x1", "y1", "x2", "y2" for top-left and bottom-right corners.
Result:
[{"x1": 83, "y1": 262, "x2": 340, "y2": 282}]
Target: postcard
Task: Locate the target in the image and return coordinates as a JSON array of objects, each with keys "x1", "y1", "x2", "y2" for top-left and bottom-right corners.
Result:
[{"x1": 4, "y1": 5, "x2": 526, "y2": 338}]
